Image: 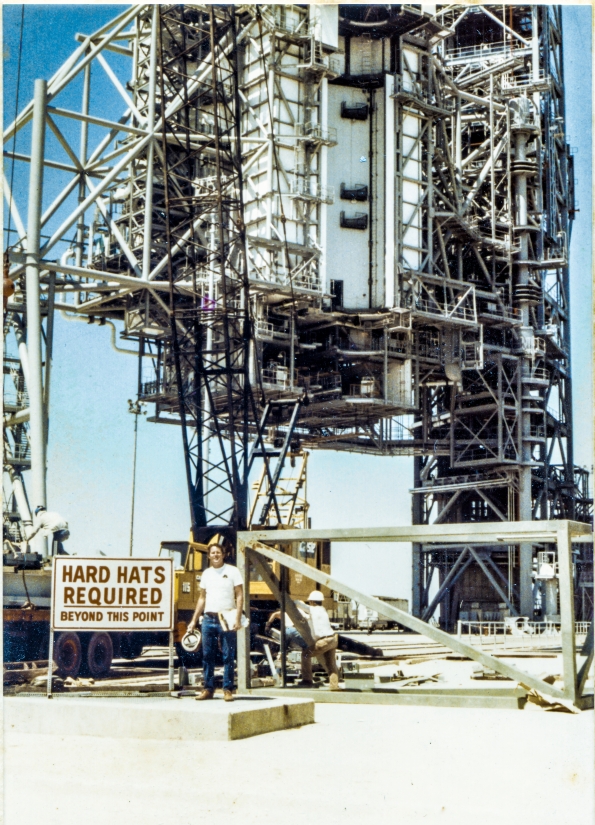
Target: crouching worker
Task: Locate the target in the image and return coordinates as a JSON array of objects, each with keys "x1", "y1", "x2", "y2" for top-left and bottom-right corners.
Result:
[
  {"x1": 305, "y1": 590, "x2": 341, "y2": 691},
  {"x1": 186, "y1": 542, "x2": 244, "y2": 703},
  {"x1": 267, "y1": 591, "x2": 341, "y2": 690}
]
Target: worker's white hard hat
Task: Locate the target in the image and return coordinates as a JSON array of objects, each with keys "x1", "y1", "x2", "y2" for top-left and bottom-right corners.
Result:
[
  {"x1": 308, "y1": 590, "x2": 324, "y2": 603},
  {"x1": 181, "y1": 630, "x2": 201, "y2": 652}
]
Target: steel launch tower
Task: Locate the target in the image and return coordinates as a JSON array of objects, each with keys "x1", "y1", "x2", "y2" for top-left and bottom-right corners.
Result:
[{"x1": 3, "y1": 5, "x2": 592, "y2": 626}]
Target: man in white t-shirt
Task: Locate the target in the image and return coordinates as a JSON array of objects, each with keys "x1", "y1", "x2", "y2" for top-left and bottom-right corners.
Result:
[
  {"x1": 266, "y1": 592, "x2": 340, "y2": 690},
  {"x1": 28, "y1": 506, "x2": 70, "y2": 554},
  {"x1": 305, "y1": 590, "x2": 340, "y2": 690},
  {"x1": 187, "y1": 543, "x2": 244, "y2": 702}
]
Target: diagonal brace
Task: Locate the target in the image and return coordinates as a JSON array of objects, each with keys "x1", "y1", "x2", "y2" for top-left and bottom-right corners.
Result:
[{"x1": 247, "y1": 539, "x2": 568, "y2": 702}]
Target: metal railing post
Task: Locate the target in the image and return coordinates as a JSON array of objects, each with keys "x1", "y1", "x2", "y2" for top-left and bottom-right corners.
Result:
[{"x1": 557, "y1": 521, "x2": 577, "y2": 701}]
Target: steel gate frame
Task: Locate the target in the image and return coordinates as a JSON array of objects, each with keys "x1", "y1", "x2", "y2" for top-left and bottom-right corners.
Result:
[{"x1": 237, "y1": 519, "x2": 593, "y2": 709}]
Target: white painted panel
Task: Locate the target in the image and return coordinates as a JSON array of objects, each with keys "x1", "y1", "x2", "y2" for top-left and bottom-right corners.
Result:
[
  {"x1": 402, "y1": 202, "x2": 417, "y2": 223},
  {"x1": 402, "y1": 49, "x2": 419, "y2": 92},
  {"x1": 403, "y1": 248, "x2": 421, "y2": 270},
  {"x1": 403, "y1": 114, "x2": 420, "y2": 137},
  {"x1": 326, "y1": 83, "x2": 370, "y2": 308},
  {"x1": 311, "y1": 4, "x2": 339, "y2": 50},
  {"x1": 400, "y1": 98, "x2": 422, "y2": 274},
  {"x1": 373, "y1": 88, "x2": 385, "y2": 309},
  {"x1": 402, "y1": 135, "x2": 419, "y2": 155},
  {"x1": 403, "y1": 180, "x2": 421, "y2": 204},
  {"x1": 386, "y1": 359, "x2": 413, "y2": 406},
  {"x1": 403, "y1": 160, "x2": 422, "y2": 180}
]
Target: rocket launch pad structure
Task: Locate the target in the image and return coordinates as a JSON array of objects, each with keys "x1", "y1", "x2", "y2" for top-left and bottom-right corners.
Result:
[{"x1": 3, "y1": 4, "x2": 592, "y2": 628}]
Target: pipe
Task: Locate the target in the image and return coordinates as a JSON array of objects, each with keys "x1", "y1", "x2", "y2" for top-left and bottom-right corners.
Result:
[
  {"x1": 512, "y1": 120, "x2": 535, "y2": 617},
  {"x1": 319, "y1": 75, "x2": 329, "y2": 295},
  {"x1": 13, "y1": 317, "x2": 30, "y2": 389},
  {"x1": 4, "y1": 408, "x2": 30, "y2": 427},
  {"x1": 128, "y1": 402, "x2": 141, "y2": 556},
  {"x1": 56, "y1": 249, "x2": 142, "y2": 358},
  {"x1": 25, "y1": 79, "x2": 48, "y2": 557},
  {"x1": 59, "y1": 308, "x2": 146, "y2": 357},
  {"x1": 368, "y1": 88, "x2": 374, "y2": 309},
  {"x1": 44, "y1": 270, "x2": 56, "y2": 445}
]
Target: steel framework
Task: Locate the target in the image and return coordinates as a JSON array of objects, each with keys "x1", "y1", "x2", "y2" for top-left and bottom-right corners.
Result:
[
  {"x1": 237, "y1": 519, "x2": 593, "y2": 710},
  {"x1": 3, "y1": 5, "x2": 591, "y2": 621}
]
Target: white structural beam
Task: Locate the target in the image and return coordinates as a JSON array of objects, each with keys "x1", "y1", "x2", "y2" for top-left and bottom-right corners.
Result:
[
  {"x1": 7, "y1": 469, "x2": 33, "y2": 532},
  {"x1": 24, "y1": 79, "x2": 48, "y2": 556},
  {"x1": 3, "y1": 172, "x2": 27, "y2": 242},
  {"x1": 243, "y1": 519, "x2": 591, "y2": 546},
  {"x1": 9, "y1": 258, "x2": 178, "y2": 293}
]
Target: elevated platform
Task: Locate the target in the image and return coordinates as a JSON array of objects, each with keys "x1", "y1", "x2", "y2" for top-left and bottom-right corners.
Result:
[{"x1": 4, "y1": 694, "x2": 314, "y2": 741}]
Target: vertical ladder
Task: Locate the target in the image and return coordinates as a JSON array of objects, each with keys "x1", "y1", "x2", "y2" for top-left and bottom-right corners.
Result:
[{"x1": 250, "y1": 449, "x2": 309, "y2": 529}]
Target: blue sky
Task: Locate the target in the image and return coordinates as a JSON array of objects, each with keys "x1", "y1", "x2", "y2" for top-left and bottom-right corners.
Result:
[{"x1": 3, "y1": 5, "x2": 592, "y2": 601}]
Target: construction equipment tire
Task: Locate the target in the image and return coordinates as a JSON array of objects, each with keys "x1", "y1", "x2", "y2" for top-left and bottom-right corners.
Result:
[
  {"x1": 53, "y1": 632, "x2": 82, "y2": 678},
  {"x1": 84, "y1": 632, "x2": 113, "y2": 678},
  {"x1": 119, "y1": 632, "x2": 144, "y2": 660}
]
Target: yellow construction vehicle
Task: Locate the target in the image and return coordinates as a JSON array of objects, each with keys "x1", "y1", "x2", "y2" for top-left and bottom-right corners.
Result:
[{"x1": 160, "y1": 449, "x2": 333, "y2": 663}]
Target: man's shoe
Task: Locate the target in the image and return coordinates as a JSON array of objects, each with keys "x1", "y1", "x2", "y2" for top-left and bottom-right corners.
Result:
[
  {"x1": 223, "y1": 690, "x2": 234, "y2": 702},
  {"x1": 329, "y1": 673, "x2": 340, "y2": 691},
  {"x1": 195, "y1": 689, "x2": 214, "y2": 701},
  {"x1": 296, "y1": 680, "x2": 314, "y2": 688}
]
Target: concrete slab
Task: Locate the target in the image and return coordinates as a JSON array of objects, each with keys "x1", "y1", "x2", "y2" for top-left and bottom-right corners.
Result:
[
  {"x1": 4, "y1": 703, "x2": 593, "y2": 825},
  {"x1": 4, "y1": 694, "x2": 314, "y2": 741}
]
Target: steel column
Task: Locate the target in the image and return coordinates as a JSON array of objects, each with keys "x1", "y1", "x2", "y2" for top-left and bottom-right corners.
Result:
[{"x1": 25, "y1": 79, "x2": 48, "y2": 557}]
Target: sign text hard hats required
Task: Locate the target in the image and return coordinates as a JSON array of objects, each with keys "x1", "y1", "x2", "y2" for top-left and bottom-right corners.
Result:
[{"x1": 52, "y1": 557, "x2": 174, "y2": 631}]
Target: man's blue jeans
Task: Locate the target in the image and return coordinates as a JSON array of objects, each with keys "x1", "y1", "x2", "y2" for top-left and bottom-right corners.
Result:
[
  {"x1": 285, "y1": 626, "x2": 308, "y2": 650},
  {"x1": 201, "y1": 614, "x2": 237, "y2": 691}
]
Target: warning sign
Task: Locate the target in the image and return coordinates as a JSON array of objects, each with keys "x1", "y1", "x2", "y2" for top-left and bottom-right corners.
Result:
[{"x1": 51, "y1": 557, "x2": 173, "y2": 631}]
